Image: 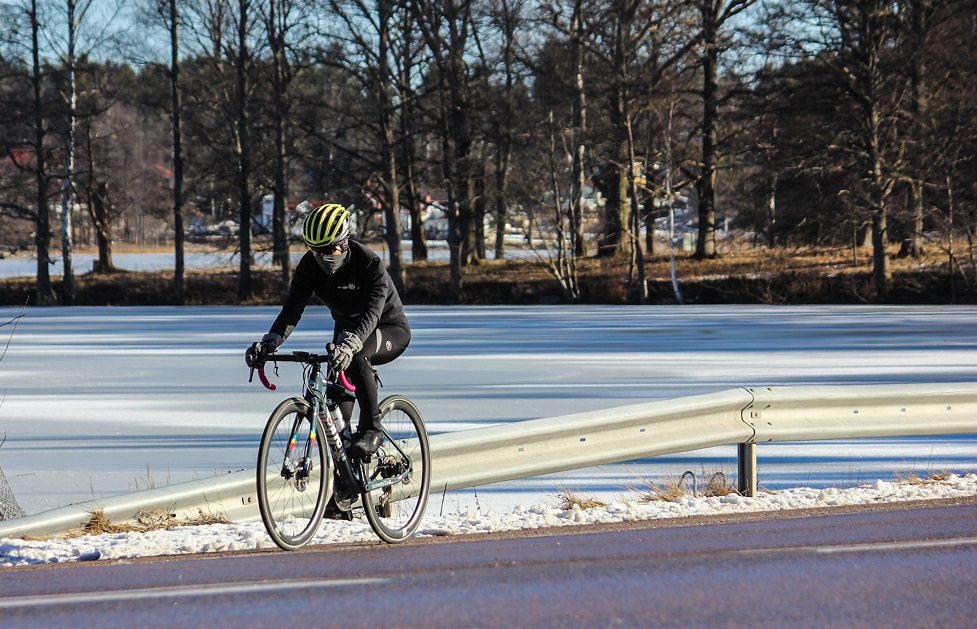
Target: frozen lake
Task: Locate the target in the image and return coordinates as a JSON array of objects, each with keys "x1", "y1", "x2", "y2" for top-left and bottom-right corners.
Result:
[{"x1": 1, "y1": 304, "x2": 975, "y2": 516}]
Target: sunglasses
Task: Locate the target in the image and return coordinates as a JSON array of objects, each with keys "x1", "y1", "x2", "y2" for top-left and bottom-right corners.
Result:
[
  {"x1": 310, "y1": 239, "x2": 349, "y2": 257},
  {"x1": 311, "y1": 246, "x2": 341, "y2": 257}
]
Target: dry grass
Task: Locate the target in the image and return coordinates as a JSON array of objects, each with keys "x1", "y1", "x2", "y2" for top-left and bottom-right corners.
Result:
[
  {"x1": 555, "y1": 487, "x2": 606, "y2": 510},
  {"x1": 635, "y1": 473, "x2": 692, "y2": 503},
  {"x1": 634, "y1": 468, "x2": 962, "y2": 505},
  {"x1": 703, "y1": 470, "x2": 738, "y2": 497},
  {"x1": 631, "y1": 468, "x2": 741, "y2": 503},
  {"x1": 894, "y1": 470, "x2": 954, "y2": 485},
  {"x1": 76, "y1": 509, "x2": 145, "y2": 536},
  {"x1": 131, "y1": 466, "x2": 172, "y2": 492},
  {"x1": 67, "y1": 507, "x2": 229, "y2": 539},
  {"x1": 183, "y1": 509, "x2": 232, "y2": 526}
]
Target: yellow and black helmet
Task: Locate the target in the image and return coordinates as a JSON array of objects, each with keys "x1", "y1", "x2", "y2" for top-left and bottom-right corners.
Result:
[{"x1": 303, "y1": 203, "x2": 350, "y2": 247}]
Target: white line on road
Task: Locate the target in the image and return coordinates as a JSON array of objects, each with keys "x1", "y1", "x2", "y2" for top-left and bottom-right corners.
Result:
[
  {"x1": 813, "y1": 536, "x2": 977, "y2": 554},
  {"x1": 0, "y1": 577, "x2": 389, "y2": 609},
  {"x1": 735, "y1": 536, "x2": 977, "y2": 558}
]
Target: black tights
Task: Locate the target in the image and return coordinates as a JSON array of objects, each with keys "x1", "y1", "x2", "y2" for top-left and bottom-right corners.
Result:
[{"x1": 336, "y1": 324, "x2": 410, "y2": 432}]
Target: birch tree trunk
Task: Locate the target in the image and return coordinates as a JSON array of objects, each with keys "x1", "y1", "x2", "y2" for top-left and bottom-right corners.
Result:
[{"x1": 29, "y1": 0, "x2": 56, "y2": 305}]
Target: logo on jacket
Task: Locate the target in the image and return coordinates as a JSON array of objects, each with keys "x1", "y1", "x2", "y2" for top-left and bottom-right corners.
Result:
[{"x1": 339, "y1": 283, "x2": 357, "y2": 290}]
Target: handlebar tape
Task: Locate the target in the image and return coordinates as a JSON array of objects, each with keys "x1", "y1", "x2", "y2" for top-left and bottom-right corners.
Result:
[{"x1": 257, "y1": 366, "x2": 277, "y2": 391}]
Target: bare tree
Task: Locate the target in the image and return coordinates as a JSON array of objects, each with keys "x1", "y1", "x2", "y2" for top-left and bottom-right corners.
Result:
[
  {"x1": 77, "y1": 130, "x2": 117, "y2": 273},
  {"x1": 484, "y1": 0, "x2": 528, "y2": 262},
  {"x1": 533, "y1": 0, "x2": 592, "y2": 258},
  {"x1": 264, "y1": 0, "x2": 315, "y2": 294},
  {"x1": 394, "y1": 7, "x2": 427, "y2": 263},
  {"x1": 163, "y1": 0, "x2": 187, "y2": 298},
  {"x1": 582, "y1": 0, "x2": 640, "y2": 259},
  {"x1": 28, "y1": 1, "x2": 58, "y2": 305},
  {"x1": 828, "y1": 0, "x2": 903, "y2": 295},
  {"x1": 568, "y1": 0, "x2": 589, "y2": 258},
  {"x1": 542, "y1": 0, "x2": 696, "y2": 303},
  {"x1": 231, "y1": 0, "x2": 258, "y2": 300},
  {"x1": 325, "y1": 0, "x2": 408, "y2": 294},
  {"x1": 533, "y1": 110, "x2": 580, "y2": 301},
  {"x1": 182, "y1": 0, "x2": 263, "y2": 300},
  {"x1": 2, "y1": 0, "x2": 126, "y2": 303},
  {"x1": 893, "y1": 0, "x2": 950, "y2": 260},
  {"x1": 54, "y1": 0, "x2": 124, "y2": 300},
  {"x1": 692, "y1": 0, "x2": 757, "y2": 260},
  {"x1": 547, "y1": 0, "x2": 695, "y2": 271},
  {"x1": 660, "y1": 89, "x2": 685, "y2": 303},
  {"x1": 71, "y1": 61, "x2": 149, "y2": 275},
  {"x1": 603, "y1": 0, "x2": 641, "y2": 260},
  {"x1": 57, "y1": 0, "x2": 88, "y2": 304},
  {"x1": 130, "y1": 0, "x2": 189, "y2": 298},
  {"x1": 410, "y1": 0, "x2": 482, "y2": 298},
  {"x1": 4, "y1": 0, "x2": 58, "y2": 304}
]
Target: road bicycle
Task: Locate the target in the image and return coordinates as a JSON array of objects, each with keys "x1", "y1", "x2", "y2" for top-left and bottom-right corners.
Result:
[{"x1": 249, "y1": 348, "x2": 431, "y2": 550}]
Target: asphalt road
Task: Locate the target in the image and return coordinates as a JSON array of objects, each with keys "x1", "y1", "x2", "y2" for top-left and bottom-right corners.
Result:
[{"x1": 2, "y1": 500, "x2": 976, "y2": 629}]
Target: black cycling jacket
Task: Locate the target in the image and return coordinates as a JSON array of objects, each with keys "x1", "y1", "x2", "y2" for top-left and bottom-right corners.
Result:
[{"x1": 268, "y1": 240, "x2": 408, "y2": 345}]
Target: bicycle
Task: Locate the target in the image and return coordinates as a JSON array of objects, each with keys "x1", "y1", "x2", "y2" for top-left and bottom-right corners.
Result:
[{"x1": 248, "y1": 347, "x2": 431, "y2": 550}]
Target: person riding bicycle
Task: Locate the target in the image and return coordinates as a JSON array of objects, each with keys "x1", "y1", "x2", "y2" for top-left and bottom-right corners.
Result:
[{"x1": 246, "y1": 202, "x2": 410, "y2": 458}]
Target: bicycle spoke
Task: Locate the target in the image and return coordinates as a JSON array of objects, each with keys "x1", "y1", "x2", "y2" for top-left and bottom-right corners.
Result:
[
  {"x1": 256, "y1": 399, "x2": 332, "y2": 550},
  {"x1": 361, "y1": 396, "x2": 430, "y2": 543}
]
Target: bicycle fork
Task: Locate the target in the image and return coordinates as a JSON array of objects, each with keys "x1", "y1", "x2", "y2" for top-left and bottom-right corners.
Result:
[{"x1": 283, "y1": 415, "x2": 317, "y2": 491}]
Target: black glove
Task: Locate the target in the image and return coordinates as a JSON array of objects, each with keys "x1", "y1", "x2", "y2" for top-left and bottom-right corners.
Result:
[
  {"x1": 330, "y1": 331, "x2": 363, "y2": 372},
  {"x1": 245, "y1": 333, "x2": 283, "y2": 368}
]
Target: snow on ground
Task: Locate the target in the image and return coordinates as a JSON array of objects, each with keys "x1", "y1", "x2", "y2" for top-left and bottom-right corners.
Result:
[{"x1": 2, "y1": 473, "x2": 975, "y2": 567}]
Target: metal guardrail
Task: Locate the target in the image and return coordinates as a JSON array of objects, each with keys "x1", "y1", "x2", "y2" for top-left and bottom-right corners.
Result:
[
  {"x1": 1, "y1": 382, "x2": 975, "y2": 540},
  {"x1": 737, "y1": 382, "x2": 977, "y2": 494}
]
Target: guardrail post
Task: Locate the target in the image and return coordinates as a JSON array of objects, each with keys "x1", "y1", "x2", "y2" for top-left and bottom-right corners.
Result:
[{"x1": 737, "y1": 443, "x2": 756, "y2": 497}]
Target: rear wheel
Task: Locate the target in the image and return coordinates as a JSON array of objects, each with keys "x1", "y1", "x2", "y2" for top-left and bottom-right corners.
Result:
[
  {"x1": 256, "y1": 398, "x2": 332, "y2": 550},
  {"x1": 361, "y1": 395, "x2": 431, "y2": 543}
]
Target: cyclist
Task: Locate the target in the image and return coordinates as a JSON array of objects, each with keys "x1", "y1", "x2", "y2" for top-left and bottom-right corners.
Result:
[{"x1": 246, "y1": 203, "x2": 410, "y2": 458}]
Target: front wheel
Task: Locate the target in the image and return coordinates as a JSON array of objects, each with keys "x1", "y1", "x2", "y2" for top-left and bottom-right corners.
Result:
[
  {"x1": 256, "y1": 397, "x2": 332, "y2": 550},
  {"x1": 361, "y1": 395, "x2": 431, "y2": 543}
]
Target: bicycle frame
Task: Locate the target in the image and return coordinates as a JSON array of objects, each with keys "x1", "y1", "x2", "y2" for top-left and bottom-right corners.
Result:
[{"x1": 256, "y1": 352, "x2": 414, "y2": 497}]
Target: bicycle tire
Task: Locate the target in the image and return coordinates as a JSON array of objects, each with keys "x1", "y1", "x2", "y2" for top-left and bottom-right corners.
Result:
[
  {"x1": 256, "y1": 397, "x2": 332, "y2": 550},
  {"x1": 361, "y1": 395, "x2": 431, "y2": 543}
]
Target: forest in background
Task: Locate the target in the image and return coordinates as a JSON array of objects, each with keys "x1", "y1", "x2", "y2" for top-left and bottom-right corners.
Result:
[{"x1": 1, "y1": 0, "x2": 975, "y2": 307}]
